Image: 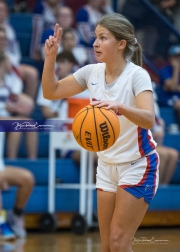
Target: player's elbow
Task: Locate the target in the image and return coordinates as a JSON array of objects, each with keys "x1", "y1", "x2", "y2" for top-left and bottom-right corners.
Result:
[
  {"x1": 146, "y1": 116, "x2": 155, "y2": 129},
  {"x1": 43, "y1": 90, "x2": 54, "y2": 100}
]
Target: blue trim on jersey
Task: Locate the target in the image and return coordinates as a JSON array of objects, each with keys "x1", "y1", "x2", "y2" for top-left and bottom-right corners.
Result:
[
  {"x1": 139, "y1": 128, "x2": 155, "y2": 156},
  {"x1": 123, "y1": 153, "x2": 158, "y2": 204}
]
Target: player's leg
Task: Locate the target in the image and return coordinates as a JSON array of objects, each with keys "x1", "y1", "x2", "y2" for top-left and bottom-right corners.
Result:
[
  {"x1": 96, "y1": 159, "x2": 117, "y2": 252},
  {"x1": 109, "y1": 187, "x2": 148, "y2": 252},
  {"x1": 109, "y1": 152, "x2": 159, "y2": 252},
  {"x1": 97, "y1": 190, "x2": 116, "y2": 252}
]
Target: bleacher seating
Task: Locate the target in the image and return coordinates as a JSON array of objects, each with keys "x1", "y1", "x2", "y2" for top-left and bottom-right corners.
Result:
[
  {"x1": 160, "y1": 107, "x2": 178, "y2": 128},
  {"x1": 9, "y1": 13, "x2": 33, "y2": 58},
  {"x1": 2, "y1": 157, "x2": 180, "y2": 214}
]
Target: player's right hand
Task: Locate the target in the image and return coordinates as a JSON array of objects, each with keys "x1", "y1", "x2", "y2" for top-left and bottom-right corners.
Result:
[{"x1": 44, "y1": 23, "x2": 62, "y2": 58}]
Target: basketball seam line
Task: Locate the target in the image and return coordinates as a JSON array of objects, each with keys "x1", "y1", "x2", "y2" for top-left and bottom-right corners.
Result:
[{"x1": 93, "y1": 106, "x2": 100, "y2": 151}]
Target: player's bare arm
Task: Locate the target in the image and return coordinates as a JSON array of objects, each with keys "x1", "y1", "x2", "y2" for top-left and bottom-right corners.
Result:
[
  {"x1": 91, "y1": 90, "x2": 155, "y2": 129},
  {"x1": 42, "y1": 24, "x2": 84, "y2": 100}
]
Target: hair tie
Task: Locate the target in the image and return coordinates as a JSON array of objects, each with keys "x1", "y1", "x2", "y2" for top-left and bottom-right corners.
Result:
[{"x1": 132, "y1": 38, "x2": 137, "y2": 45}]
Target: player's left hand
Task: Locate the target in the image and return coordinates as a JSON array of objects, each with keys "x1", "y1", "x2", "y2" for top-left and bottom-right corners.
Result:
[{"x1": 90, "y1": 100, "x2": 121, "y2": 114}]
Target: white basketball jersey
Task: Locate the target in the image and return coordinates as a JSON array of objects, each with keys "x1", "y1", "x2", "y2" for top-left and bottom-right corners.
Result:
[{"x1": 73, "y1": 61, "x2": 157, "y2": 163}]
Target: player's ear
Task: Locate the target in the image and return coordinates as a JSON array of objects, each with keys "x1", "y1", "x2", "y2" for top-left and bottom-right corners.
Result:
[{"x1": 118, "y1": 40, "x2": 126, "y2": 50}]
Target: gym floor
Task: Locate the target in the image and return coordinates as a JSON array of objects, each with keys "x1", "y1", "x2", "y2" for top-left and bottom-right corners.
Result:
[{"x1": 1, "y1": 227, "x2": 180, "y2": 252}]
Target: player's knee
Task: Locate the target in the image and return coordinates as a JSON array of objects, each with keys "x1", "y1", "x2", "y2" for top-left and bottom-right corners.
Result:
[{"x1": 109, "y1": 227, "x2": 130, "y2": 251}]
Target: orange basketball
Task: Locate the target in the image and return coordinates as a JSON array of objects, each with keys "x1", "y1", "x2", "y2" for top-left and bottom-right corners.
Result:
[{"x1": 72, "y1": 105, "x2": 120, "y2": 152}]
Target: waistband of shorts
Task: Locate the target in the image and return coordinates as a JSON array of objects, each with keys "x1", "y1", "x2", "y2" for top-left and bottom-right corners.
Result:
[{"x1": 98, "y1": 149, "x2": 157, "y2": 166}]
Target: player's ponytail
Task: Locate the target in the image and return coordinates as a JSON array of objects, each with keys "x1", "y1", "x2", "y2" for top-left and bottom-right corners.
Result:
[
  {"x1": 131, "y1": 42, "x2": 143, "y2": 67},
  {"x1": 97, "y1": 13, "x2": 143, "y2": 67}
]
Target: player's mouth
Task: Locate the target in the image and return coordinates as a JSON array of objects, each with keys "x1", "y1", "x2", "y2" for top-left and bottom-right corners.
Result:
[{"x1": 95, "y1": 51, "x2": 102, "y2": 56}]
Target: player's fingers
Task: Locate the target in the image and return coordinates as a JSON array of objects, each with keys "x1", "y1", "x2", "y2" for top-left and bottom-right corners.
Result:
[
  {"x1": 45, "y1": 39, "x2": 51, "y2": 47},
  {"x1": 54, "y1": 23, "x2": 59, "y2": 38},
  {"x1": 49, "y1": 35, "x2": 54, "y2": 45},
  {"x1": 97, "y1": 102, "x2": 107, "y2": 107},
  {"x1": 90, "y1": 101, "x2": 101, "y2": 106},
  {"x1": 56, "y1": 27, "x2": 62, "y2": 43}
]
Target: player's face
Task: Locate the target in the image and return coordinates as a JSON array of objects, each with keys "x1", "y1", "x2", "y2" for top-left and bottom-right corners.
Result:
[{"x1": 93, "y1": 25, "x2": 123, "y2": 63}]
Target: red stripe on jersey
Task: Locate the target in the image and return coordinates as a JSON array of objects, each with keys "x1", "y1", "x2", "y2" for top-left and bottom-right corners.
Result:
[{"x1": 147, "y1": 134, "x2": 156, "y2": 149}]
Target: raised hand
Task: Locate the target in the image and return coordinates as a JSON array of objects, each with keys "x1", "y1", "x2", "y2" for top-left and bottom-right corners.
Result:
[{"x1": 44, "y1": 23, "x2": 62, "y2": 57}]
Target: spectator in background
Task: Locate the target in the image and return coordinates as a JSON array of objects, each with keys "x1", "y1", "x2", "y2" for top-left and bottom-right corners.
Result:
[
  {"x1": 150, "y1": 0, "x2": 180, "y2": 32},
  {"x1": 41, "y1": 28, "x2": 88, "y2": 67},
  {"x1": 0, "y1": 0, "x2": 39, "y2": 101},
  {"x1": 99, "y1": 0, "x2": 114, "y2": 14},
  {"x1": 37, "y1": 50, "x2": 78, "y2": 120},
  {"x1": 0, "y1": 51, "x2": 38, "y2": 160},
  {"x1": 152, "y1": 83, "x2": 179, "y2": 184},
  {"x1": 40, "y1": 6, "x2": 80, "y2": 61},
  {"x1": 13, "y1": 0, "x2": 37, "y2": 13},
  {"x1": 30, "y1": 0, "x2": 64, "y2": 60},
  {"x1": 0, "y1": 132, "x2": 34, "y2": 239},
  {"x1": 60, "y1": 29, "x2": 88, "y2": 67},
  {"x1": 158, "y1": 44, "x2": 180, "y2": 129},
  {"x1": 76, "y1": 0, "x2": 103, "y2": 64}
]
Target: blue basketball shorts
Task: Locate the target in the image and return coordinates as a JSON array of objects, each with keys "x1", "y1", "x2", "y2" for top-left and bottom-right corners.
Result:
[{"x1": 96, "y1": 151, "x2": 159, "y2": 204}]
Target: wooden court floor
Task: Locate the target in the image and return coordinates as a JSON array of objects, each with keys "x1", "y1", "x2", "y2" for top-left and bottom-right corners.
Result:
[{"x1": 0, "y1": 227, "x2": 180, "y2": 252}]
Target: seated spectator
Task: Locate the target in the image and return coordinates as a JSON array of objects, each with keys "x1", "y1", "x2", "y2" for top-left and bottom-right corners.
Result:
[
  {"x1": 0, "y1": 1, "x2": 39, "y2": 101},
  {"x1": 150, "y1": 0, "x2": 180, "y2": 32},
  {"x1": 0, "y1": 132, "x2": 34, "y2": 239},
  {"x1": 40, "y1": 6, "x2": 79, "y2": 61},
  {"x1": 37, "y1": 50, "x2": 78, "y2": 120},
  {"x1": 152, "y1": 83, "x2": 179, "y2": 184},
  {"x1": 13, "y1": 0, "x2": 37, "y2": 13},
  {"x1": 30, "y1": 0, "x2": 64, "y2": 60},
  {"x1": 158, "y1": 44, "x2": 180, "y2": 128},
  {"x1": 0, "y1": 51, "x2": 38, "y2": 159},
  {"x1": 99, "y1": 0, "x2": 114, "y2": 14},
  {"x1": 76, "y1": 0, "x2": 103, "y2": 64},
  {"x1": 42, "y1": 28, "x2": 88, "y2": 67}
]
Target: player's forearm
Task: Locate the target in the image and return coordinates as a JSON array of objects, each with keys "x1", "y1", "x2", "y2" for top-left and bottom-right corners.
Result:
[
  {"x1": 42, "y1": 56, "x2": 58, "y2": 100},
  {"x1": 117, "y1": 104, "x2": 155, "y2": 129}
]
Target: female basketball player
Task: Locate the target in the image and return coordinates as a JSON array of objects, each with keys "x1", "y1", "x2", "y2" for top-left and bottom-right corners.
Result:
[{"x1": 42, "y1": 13, "x2": 159, "y2": 252}]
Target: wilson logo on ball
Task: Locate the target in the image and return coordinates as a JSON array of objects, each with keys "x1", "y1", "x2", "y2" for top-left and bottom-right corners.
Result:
[
  {"x1": 72, "y1": 105, "x2": 120, "y2": 152},
  {"x1": 99, "y1": 121, "x2": 110, "y2": 150}
]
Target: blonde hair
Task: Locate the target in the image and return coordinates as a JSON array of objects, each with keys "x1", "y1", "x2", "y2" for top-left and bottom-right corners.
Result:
[{"x1": 97, "y1": 13, "x2": 142, "y2": 66}]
